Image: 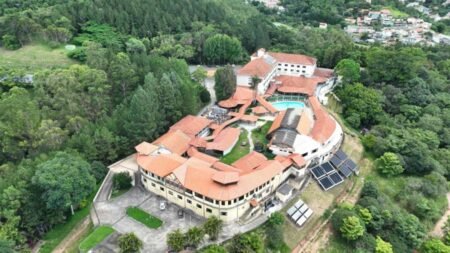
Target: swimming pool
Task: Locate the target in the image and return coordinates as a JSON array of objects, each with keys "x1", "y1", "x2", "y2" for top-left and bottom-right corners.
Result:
[{"x1": 272, "y1": 101, "x2": 306, "y2": 111}]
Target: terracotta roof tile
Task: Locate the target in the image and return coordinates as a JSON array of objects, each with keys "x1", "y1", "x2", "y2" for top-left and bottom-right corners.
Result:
[
  {"x1": 308, "y1": 96, "x2": 337, "y2": 143},
  {"x1": 170, "y1": 115, "x2": 211, "y2": 137},
  {"x1": 212, "y1": 171, "x2": 240, "y2": 184},
  {"x1": 268, "y1": 110, "x2": 287, "y2": 134},
  {"x1": 232, "y1": 151, "x2": 268, "y2": 173},
  {"x1": 137, "y1": 153, "x2": 186, "y2": 177},
  {"x1": 206, "y1": 127, "x2": 240, "y2": 152},
  {"x1": 268, "y1": 52, "x2": 317, "y2": 65},
  {"x1": 313, "y1": 67, "x2": 334, "y2": 78},
  {"x1": 252, "y1": 106, "x2": 268, "y2": 115},
  {"x1": 256, "y1": 96, "x2": 277, "y2": 113},
  {"x1": 275, "y1": 75, "x2": 327, "y2": 96},
  {"x1": 296, "y1": 111, "x2": 312, "y2": 135},
  {"x1": 153, "y1": 130, "x2": 191, "y2": 155},
  {"x1": 135, "y1": 142, "x2": 158, "y2": 155},
  {"x1": 238, "y1": 58, "x2": 273, "y2": 77}
]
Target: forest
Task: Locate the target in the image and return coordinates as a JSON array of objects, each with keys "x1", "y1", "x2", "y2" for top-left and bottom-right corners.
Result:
[{"x1": 0, "y1": 0, "x2": 450, "y2": 252}]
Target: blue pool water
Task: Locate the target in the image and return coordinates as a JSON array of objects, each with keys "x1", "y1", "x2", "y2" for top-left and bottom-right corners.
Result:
[{"x1": 272, "y1": 101, "x2": 306, "y2": 110}]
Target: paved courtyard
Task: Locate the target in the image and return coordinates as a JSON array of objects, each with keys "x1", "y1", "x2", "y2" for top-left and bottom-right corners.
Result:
[{"x1": 93, "y1": 186, "x2": 203, "y2": 252}]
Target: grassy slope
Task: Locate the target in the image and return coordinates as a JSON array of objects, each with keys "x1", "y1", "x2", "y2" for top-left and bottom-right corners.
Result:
[
  {"x1": 127, "y1": 207, "x2": 163, "y2": 229},
  {"x1": 79, "y1": 226, "x2": 115, "y2": 253},
  {"x1": 0, "y1": 44, "x2": 75, "y2": 69},
  {"x1": 383, "y1": 6, "x2": 409, "y2": 18},
  {"x1": 220, "y1": 130, "x2": 250, "y2": 164}
]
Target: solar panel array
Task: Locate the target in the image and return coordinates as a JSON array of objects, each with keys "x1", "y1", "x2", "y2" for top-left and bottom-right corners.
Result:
[
  {"x1": 286, "y1": 199, "x2": 313, "y2": 227},
  {"x1": 311, "y1": 150, "x2": 358, "y2": 191}
]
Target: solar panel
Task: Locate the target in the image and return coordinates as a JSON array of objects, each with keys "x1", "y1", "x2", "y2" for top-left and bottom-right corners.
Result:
[
  {"x1": 299, "y1": 204, "x2": 308, "y2": 214},
  {"x1": 294, "y1": 199, "x2": 304, "y2": 209},
  {"x1": 330, "y1": 155, "x2": 342, "y2": 168},
  {"x1": 292, "y1": 211, "x2": 302, "y2": 221},
  {"x1": 329, "y1": 172, "x2": 344, "y2": 184},
  {"x1": 287, "y1": 206, "x2": 297, "y2": 216},
  {"x1": 346, "y1": 159, "x2": 358, "y2": 172},
  {"x1": 338, "y1": 165, "x2": 353, "y2": 178},
  {"x1": 335, "y1": 150, "x2": 347, "y2": 160},
  {"x1": 322, "y1": 162, "x2": 335, "y2": 174},
  {"x1": 311, "y1": 166, "x2": 326, "y2": 179},
  {"x1": 319, "y1": 177, "x2": 333, "y2": 190},
  {"x1": 296, "y1": 216, "x2": 307, "y2": 226},
  {"x1": 304, "y1": 209, "x2": 313, "y2": 218}
]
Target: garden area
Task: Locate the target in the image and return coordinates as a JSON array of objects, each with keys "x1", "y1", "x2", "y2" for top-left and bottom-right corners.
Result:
[
  {"x1": 126, "y1": 207, "x2": 163, "y2": 229},
  {"x1": 220, "y1": 130, "x2": 250, "y2": 164},
  {"x1": 78, "y1": 226, "x2": 115, "y2": 253},
  {"x1": 111, "y1": 172, "x2": 133, "y2": 198}
]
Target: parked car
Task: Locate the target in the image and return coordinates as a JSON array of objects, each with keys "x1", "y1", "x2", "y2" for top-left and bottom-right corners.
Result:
[{"x1": 159, "y1": 201, "x2": 166, "y2": 210}]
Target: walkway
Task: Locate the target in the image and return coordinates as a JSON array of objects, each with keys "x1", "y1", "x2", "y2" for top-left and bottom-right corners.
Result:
[{"x1": 431, "y1": 192, "x2": 450, "y2": 237}]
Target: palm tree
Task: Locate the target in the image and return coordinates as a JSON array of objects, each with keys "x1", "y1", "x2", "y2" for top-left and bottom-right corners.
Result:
[{"x1": 250, "y1": 75, "x2": 261, "y2": 104}]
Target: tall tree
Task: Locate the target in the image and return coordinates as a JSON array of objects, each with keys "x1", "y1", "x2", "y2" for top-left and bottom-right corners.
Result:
[
  {"x1": 214, "y1": 65, "x2": 236, "y2": 101},
  {"x1": 167, "y1": 229, "x2": 185, "y2": 252},
  {"x1": 375, "y1": 152, "x2": 404, "y2": 177},
  {"x1": 340, "y1": 216, "x2": 365, "y2": 241},
  {"x1": 32, "y1": 152, "x2": 95, "y2": 215},
  {"x1": 108, "y1": 52, "x2": 138, "y2": 104},
  {"x1": 203, "y1": 34, "x2": 243, "y2": 64},
  {"x1": 336, "y1": 59, "x2": 360, "y2": 83},
  {"x1": 203, "y1": 216, "x2": 223, "y2": 241}
]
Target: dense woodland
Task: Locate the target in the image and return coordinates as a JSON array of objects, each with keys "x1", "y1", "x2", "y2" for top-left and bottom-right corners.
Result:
[{"x1": 0, "y1": 0, "x2": 450, "y2": 252}]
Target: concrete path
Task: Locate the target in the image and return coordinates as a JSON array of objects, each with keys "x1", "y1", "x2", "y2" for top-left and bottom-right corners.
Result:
[{"x1": 94, "y1": 187, "x2": 203, "y2": 253}]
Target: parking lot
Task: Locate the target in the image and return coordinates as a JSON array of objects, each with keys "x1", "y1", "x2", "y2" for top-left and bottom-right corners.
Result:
[{"x1": 94, "y1": 186, "x2": 203, "y2": 253}]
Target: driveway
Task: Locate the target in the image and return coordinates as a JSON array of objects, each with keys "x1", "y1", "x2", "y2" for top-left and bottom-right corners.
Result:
[{"x1": 93, "y1": 187, "x2": 203, "y2": 253}]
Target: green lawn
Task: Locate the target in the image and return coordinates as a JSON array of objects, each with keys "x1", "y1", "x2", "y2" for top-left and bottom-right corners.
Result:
[
  {"x1": 251, "y1": 121, "x2": 272, "y2": 146},
  {"x1": 126, "y1": 207, "x2": 163, "y2": 229},
  {"x1": 0, "y1": 44, "x2": 76, "y2": 69},
  {"x1": 79, "y1": 226, "x2": 115, "y2": 253},
  {"x1": 220, "y1": 130, "x2": 250, "y2": 164},
  {"x1": 40, "y1": 186, "x2": 99, "y2": 253},
  {"x1": 383, "y1": 6, "x2": 409, "y2": 18}
]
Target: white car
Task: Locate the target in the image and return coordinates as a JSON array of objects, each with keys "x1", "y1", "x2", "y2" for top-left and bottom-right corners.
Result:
[{"x1": 159, "y1": 201, "x2": 166, "y2": 210}]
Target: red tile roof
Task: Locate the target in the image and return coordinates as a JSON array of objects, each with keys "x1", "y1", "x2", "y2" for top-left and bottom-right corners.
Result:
[
  {"x1": 232, "y1": 151, "x2": 268, "y2": 173},
  {"x1": 256, "y1": 96, "x2": 277, "y2": 113},
  {"x1": 206, "y1": 127, "x2": 240, "y2": 152},
  {"x1": 238, "y1": 58, "x2": 273, "y2": 77},
  {"x1": 252, "y1": 106, "x2": 268, "y2": 115},
  {"x1": 135, "y1": 142, "x2": 158, "y2": 155},
  {"x1": 137, "y1": 153, "x2": 186, "y2": 177},
  {"x1": 308, "y1": 96, "x2": 337, "y2": 144},
  {"x1": 153, "y1": 130, "x2": 191, "y2": 155},
  {"x1": 275, "y1": 75, "x2": 327, "y2": 96},
  {"x1": 169, "y1": 115, "x2": 211, "y2": 137},
  {"x1": 313, "y1": 67, "x2": 334, "y2": 78},
  {"x1": 268, "y1": 110, "x2": 287, "y2": 134},
  {"x1": 268, "y1": 52, "x2": 317, "y2": 65},
  {"x1": 212, "y1": 171, "x2": 240, "y2": 184}
]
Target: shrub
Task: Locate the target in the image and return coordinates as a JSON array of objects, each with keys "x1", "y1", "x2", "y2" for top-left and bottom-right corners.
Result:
[
  {"x1": 118, "y1": 233, "x2": 142, "y2": 253},
  {"x1": 113, "y1": 172, "x2": 132, "y2": 191}
]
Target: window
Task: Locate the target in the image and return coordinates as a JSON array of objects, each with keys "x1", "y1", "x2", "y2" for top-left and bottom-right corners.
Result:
[
  {"x1": 233, "y1": 199, "x2": 237, "y2": 203},
  {"x1": 186, "y1": 189, "x2": 192, "y2": 194},
  {"x1": 239, "y1": 196, "x2": 244, "y2": 201},
  {"x1": 302, "y1": 65, "x2": 306, "y2": 68},
  {"x1": 221, "y1": 211, "x2": 227, "y2": 216},
  {"x1": 291, "y1": 64, "x2": 294, "y2": 67},
  {"x1": 206, "y1": 208, "x2": 212, "y2": 213},
  {"x1": 284, "y1": 64, "x2": 288, "y2": 66},
  {"x1": 205, "y1": 197, "x2": 214, "y2": 203},
  {"x1": 296, "y1": 70, "x2": 300, "y2": 72},
  {"x1": 302, "y1": 152, "x2": 308, "y2": 157},
  {"x1": 228, "y1": 200, "x2": 231, "y2": 205},
  {"x1": 284, "y1": 69, "x2": 288, "y2": 71},
  {"x1": 143, "y1": 178, "x2": 147, "y2": 182},
  {"x1": 195, "y1": 192, "x2": 204, "y2": 199},
  {"x1": 177, "y1": 195, "x2": 183, "y2": 200},
  {"x1": 278, "y1": 68, "x2": 281, "y2": 70},
  {"x1": 168, "y1": 191, "x2": 173, "y2": 195},
  {"x1": 196, "y1": 204, "x2": 202, "y2": 209},
  {"x1": 160, "y1": 187, "x2": 165, "y2": 191},
  {"x1": 221, "y1": 201, "x2": 226, "y2": 206},
  {"x1": 312, "y1": 148, "x2": 318, "y2": 153},
  {"x1": 187, "y1": 199, "x2": 192, "y2": 204}
]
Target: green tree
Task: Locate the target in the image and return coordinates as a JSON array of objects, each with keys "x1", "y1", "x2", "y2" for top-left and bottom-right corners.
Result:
[
  {"x1": 1, "y1": 34, "x2": 21, "y2": 50},
  {"x1": 0, "y1": 239, "x2": 15, "y2": 253},
  {"x1": 118, "y1": 233, "x2": 143, "y2": 253},
  {"x1": 336, "y1": 83, "x2": 383, "y2": 128},
  {"x1": 112, "y1": 172, "x2": 132, "y2": 191},
  {"x1": 109, "y1": 52, "x2": 138, "y2": 104},
  {"x1": 266, "y1": 212, "x2": 286, "y2": 251},
  {"x1": 126, "y1": 38, "x2": 146, "y2": 54},
  {"x1": 336, "y1": 59, "x2": 360, "y2": 83},
  {"x1": 421, "y1": 238, "x2": 450, "y2": 253},
  {"x1": 185, "y1": 226, "x2": 204, "y2": 249},
  {"x1": 167, "y1": 229, "x2": 185, "y2": 252},
  {"x1": 32, "y1": 152, "x2": 96, "y2": 215},
  {"x1": 203, "y1": 34, "x2": 243, "y2": 64},
  {"x1": 375, "y1": 152, "x2": 404, "y2": 177},
  {"x1": 203, "y1": 216, "x2": 223, "y2": 241},
  {"x1": 375, "y1": 236, "x2": 393, "y2": 253},
  {"x1": 340, "y1": 216, "x2": 365, "y2": 241},
  {"x1": 229, "y1": 232, "x2": 264, "y2": 253},
  {"x1": 358, "y1": 208, "x2": 373, "y2": 224},
  {"x1": 250, "y1": 75, "x2": 261, "y2": 103},
  {"x1": 214, "y1": 65, "x2": 236, "y2": 101},
  {"x1": 202, "y1": 244, "x2": 227, "y2": 253},
  {"x1": 192, "y1": 67, "x2": 208, "y2": 86}
]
